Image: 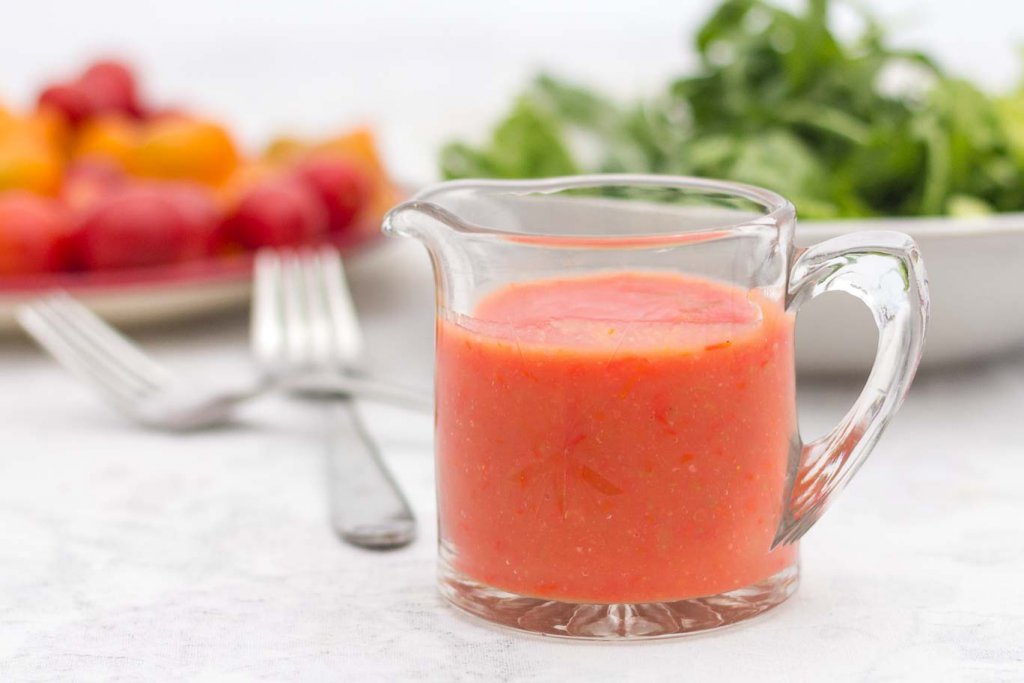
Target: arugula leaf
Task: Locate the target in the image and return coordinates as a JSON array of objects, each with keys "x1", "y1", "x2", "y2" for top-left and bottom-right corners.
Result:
[
  {"x1": 439, "y1": 97, "x2": 577, "y2": 180},
  {"x1": 439, "y1": 0, "x2": 1024, "y2": 219}
]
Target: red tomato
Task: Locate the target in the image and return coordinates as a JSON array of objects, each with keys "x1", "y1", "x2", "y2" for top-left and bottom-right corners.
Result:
[
  {"x1": 159, "y1": 181, "x2": 220, "y2": 257},
  {"x1": 60, "y1": 159, "x2": 127, "y2": 213},
  {"x1": 78, "y1": 60, "x2": 143, "y2": 118},
  {"x1": 0, "y1": 191, "x2": 73, "y2": 275},
  {"x1": 221, "y1": 177, "x2": 328, "y2": 249},
  {"x1": 37, "y1": 59, "x2": 145, "y2": 126},
  {"x1": 75, "y1": 182, "x2": 215, "y2": 269},
  {"x1": 292, "y1": 156, "x2": 371, "y2": 234},
  {"x1": 37, "y1": 83, "x2": 94, "y2": 127}
]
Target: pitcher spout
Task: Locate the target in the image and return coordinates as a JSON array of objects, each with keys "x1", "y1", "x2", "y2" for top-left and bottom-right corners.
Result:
[{"x1": 382, "y1": 200, "x2": 464, "y2": 247}]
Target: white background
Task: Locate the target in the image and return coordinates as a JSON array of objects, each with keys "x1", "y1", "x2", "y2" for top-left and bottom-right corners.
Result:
[{"x1": 2, "y1": 0, "x2": 1022, "y2": 181}]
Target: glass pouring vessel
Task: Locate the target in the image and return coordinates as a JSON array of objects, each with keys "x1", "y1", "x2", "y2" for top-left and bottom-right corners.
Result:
[{"x1": 383, "y1": 175, "x2": 928, "y2": 639}]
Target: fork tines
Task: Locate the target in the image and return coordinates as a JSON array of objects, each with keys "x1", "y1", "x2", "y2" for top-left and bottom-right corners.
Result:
[
  {"x1": 16, "y1": 293, "x2": 173, "y2": 407},
  {"x1": 252, "y1": 247, "x2": 365, "y2": 374}
]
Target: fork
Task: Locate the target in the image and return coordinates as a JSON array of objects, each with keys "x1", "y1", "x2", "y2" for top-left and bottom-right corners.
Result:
[
  {"x1": 252, "y1": 247, "x2": 416, "y2": 549},
  {"x1": 16, "y1": 295, "x2": 431, "y2": 432}
]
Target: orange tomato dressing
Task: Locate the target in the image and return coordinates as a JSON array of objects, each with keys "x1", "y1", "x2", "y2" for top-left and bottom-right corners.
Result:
[{"x1": 436, "y1": 272, "x2": 797, "y2": 603}]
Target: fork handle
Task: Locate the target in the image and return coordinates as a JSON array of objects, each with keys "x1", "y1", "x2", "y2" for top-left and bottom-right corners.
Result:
[
  {"x1": 323, "y1": 398, "x2": 416, "y2": 549},
  {"x1": 217, "y1": 374, "x2": 431, "y2": 416},
  {"x1": 292, "y1": 374, "x2": 432, "y2": 412}
]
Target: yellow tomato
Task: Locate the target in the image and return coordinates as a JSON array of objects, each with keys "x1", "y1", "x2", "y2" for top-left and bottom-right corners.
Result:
[
  {"x1": 261, "y1": 136, "x2": 310, "y2": 166},
  {"x1": 263, "y1": 127, "x2": 388, "y2": 180},
  {"x1": 132, "y1": 118, "x2": 240, "y2": 185},
  {"x1": 216, "y1": 161, "x2": 275, "y2": 210},
  {"x1": 0, "y1": 108, "x2": 70, "y2": 153},
  {"x1": 368, "y1": 180, "x2": 402, "y2": 215},
  {"x1": 0, "y1": 136, "x2": 63, "y2": 195},
  {"x1": 29, "y1": 108, "x2": 72, "y2": 151},
  {"x1": 72, "y1": 115, "x2": 140, "y2": 169},
  {"x1": 315, "y1": 127, "x2": 386, "y2": 180}
]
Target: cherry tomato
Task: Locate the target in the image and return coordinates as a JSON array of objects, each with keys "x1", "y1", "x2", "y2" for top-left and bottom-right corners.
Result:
[
  {"x1": 292, "y1": 155, "x2": 372, "y2": 234},
  {"x1": 72, "y1": 115, "x2": 140, "y2": 169},
  {"x1": 159, "y1": 181, "x2": 220, "y2": 258},
  {"x1": 314, "y1": 127, "x2": 386, "y2": 179},
  {"x1": 0, "y1": 136, "x2": 63, "y2": 195},
  {"x1": 75, "y1": 182, "x2": 216, "y2": 269},
  {"x1": 132, "y1": 118, "x2": 239, "y2": 185},
  {"x1": 37, "y1": 59, "x2": 145, "y2": 127},
  {"x1": 221, "y1": 176, "x2": 328, "y2": 249},
  {"x1": 261, "y1": 136, "x2": 311, "y2": 165},
  {"x1": 78, "y1": 60, "x2": 143, "y2": 118},
  {"x1": 37, "y1": 83, "x2": 94, "y2": 127},
  {"x1": 217, "y1": 162, "x2": 274, "y2": 209},
  {"x1": 60, "y1": 159, "x2": 127, "y2": 213},
  {"x1": 0, "y1": 108, "x2": 70, "y2": 153},
  {"x1": 0, "y1": 191, "x2": 73, "y2": 275}
]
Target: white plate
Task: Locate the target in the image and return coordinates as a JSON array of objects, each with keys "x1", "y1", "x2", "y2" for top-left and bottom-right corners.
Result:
[
  {"x1": 0, "y1": 258, "x2": 253, "y2": 333},
  {"x1": 0, "y1": 225, "x2": 384, "y2": 334}
]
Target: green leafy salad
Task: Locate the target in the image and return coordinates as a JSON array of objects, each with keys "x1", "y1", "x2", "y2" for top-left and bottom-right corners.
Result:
[{"x1": 440, "y1": 0, "x2": 1024, "y2": 219}]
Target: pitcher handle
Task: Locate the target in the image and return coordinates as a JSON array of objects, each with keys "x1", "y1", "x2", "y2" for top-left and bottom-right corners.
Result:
[{"x1": 773, "y1": 231, "x2": 929, "y2": 548}]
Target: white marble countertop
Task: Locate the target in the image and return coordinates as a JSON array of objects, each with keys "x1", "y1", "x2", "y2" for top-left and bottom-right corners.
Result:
[{"x1": 1, "y1": 241, "x2": 1022, "y2": 682}]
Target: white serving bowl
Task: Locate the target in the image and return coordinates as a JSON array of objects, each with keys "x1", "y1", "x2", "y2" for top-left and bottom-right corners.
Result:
[{"x1": 797, "y1": 214, "x2": 1024, "y2": 374}]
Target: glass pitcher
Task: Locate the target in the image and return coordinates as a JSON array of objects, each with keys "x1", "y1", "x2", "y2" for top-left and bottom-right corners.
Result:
[{"x1": 383, "y1": 175, "x2": 928, "y2": 639}]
